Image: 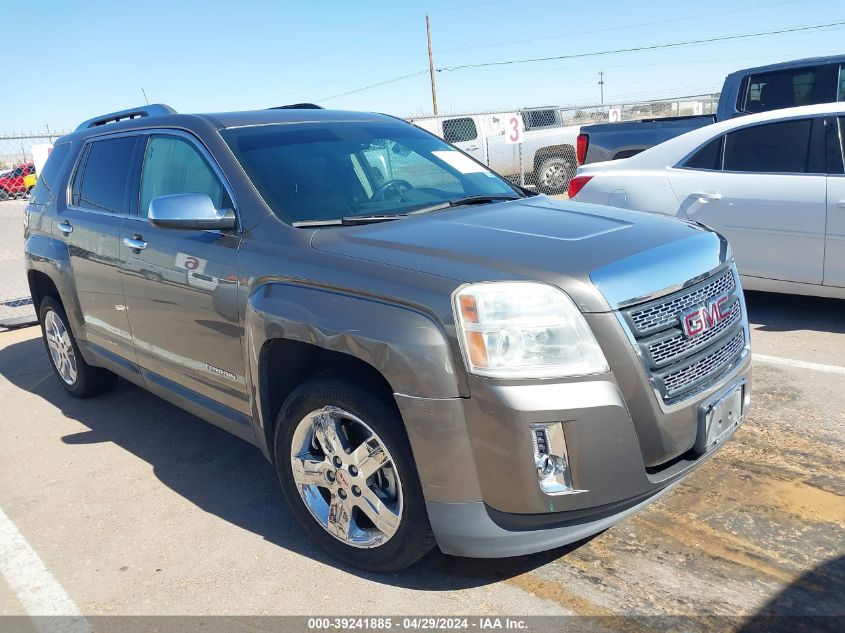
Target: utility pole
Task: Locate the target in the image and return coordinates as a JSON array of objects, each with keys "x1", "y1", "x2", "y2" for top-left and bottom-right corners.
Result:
[
  {"x1": 426, "y1": 15, "x2": 439, "y2": 115},
  {"x1": 598, "y1": 71, "x2": 605, "y2": 104}
]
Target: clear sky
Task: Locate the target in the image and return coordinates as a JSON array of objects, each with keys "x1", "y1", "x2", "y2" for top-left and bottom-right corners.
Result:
[{"x1": 5, "y1": 0, "x2": 844, "y2": 133}]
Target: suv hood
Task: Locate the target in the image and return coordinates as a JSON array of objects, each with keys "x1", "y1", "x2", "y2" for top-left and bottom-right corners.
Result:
[{"x1": 311, "y1": 196, "x2": 728, "y2": 313}]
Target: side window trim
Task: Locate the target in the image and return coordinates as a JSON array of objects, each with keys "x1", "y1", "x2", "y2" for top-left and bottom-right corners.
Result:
[
  {"x1": 830, "y1": 117, "x2": 845, "y2": 176},
  {"x1": 67, "y1": 134, "x2": 138, "y2": 217},
  {"x1": 68, "y1": 143, "x2": 91, "y2": 209},
  {"x1": 133, "y1": 129, "x2": 240, "y2": 230}
]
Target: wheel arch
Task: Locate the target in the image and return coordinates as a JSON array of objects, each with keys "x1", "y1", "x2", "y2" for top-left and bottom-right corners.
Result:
[
  {"x1": 27, "y1": 269, "x2": 61, "y2": 313},
  {"x1": 257, "y1": 338, "x2": 397, "y2": 460},
  {"x1": 245, "y1": 281, "x2": 465, "y2": 459},
  {"x1": 533, "y1": 143, "x2": 577, "y2": 172}
]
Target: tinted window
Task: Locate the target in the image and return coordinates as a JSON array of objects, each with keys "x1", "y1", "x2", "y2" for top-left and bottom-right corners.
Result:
[
  {"x1": 442, "y1": 118, "x2": 477, "y2": 143},
  {"x1": 524, "y1": 109, "x2": 557, "y2": 129},
  {"x1": 29, "y1": 143, "x2": 71, "y2": 204},
  {"x1": 12, "y1": 167, "x2": 23, "y2": 177},
  {"x1": 741, "y1": 66, "x2": 821, "y2": 113},
  {"x1": 683, "y1": 137, "x2": 723, "y2": 170},
  {"x1": 76, "y1": 137, "x2": 138, "y2": 213},
  {"x1": 140, "y1": 136, "x2": 225, "y2": 216},
  {"x1": 723, "y1": 119, "x2": 815, "y2": 173}
]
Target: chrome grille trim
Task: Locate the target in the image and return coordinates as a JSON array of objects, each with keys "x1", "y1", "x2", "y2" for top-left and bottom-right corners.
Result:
[
  {"x1": 626, "y1": 269, "x2": 735, "y2": 337},
  {"x1": 619, "y1": 265, "x2": 749, "y2": 406},
  {"x1": 657, "y1": 330, "x2": 745, "y2": 398},
  {"x1": 643, "y1": 298, "x2": 742, "y2": 368}
]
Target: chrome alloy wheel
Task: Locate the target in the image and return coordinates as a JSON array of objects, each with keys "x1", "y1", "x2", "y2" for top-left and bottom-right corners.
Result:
[
  {"x1": 290, "y1": 406, "x2": 403, "y2": 548},
  {"x1": 44, "y1": 310, "x2": 77, "y2": 385}
]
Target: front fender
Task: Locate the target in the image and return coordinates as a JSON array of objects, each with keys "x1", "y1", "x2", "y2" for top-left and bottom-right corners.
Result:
[{"x1": 244, "y1": 281, "x2": 464, "y2": 400}]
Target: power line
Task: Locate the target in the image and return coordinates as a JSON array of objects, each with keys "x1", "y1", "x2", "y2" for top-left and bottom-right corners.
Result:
[
  {"x1": 318, "y1": 70, "x2": 430, "y2": 102},
  {"x1": 437, "y1": 20, "x2": 845, "y2": 72},
  {"x1": 317, "y1": 19, "x2": 845, "y2": 103},
  {"x1": 434, "y1": 0, "x2": 807, "y2": 55}
]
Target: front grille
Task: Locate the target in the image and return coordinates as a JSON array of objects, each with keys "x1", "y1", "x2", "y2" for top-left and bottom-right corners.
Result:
[
  {"x1": 645, "y1": 298, "x2": 741, "y2": 368},
  {"x1": 627, "y1": 269, "x2": 735, "y2": 336},
  {"x1": 622, "y1": 267, "x2": 747, "y2": 404},
  {"x1": 659, "y1": 330, "x2": 745, "y2": 397}
]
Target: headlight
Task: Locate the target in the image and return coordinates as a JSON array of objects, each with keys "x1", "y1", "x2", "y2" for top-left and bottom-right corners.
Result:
[{"x1": 453, "y1": 282, "x2": 609, "y2": 379}]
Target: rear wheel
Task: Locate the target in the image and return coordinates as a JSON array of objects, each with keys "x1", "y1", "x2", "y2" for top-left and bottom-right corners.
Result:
[
  {"x1": 0, "y1": 189, "x2": 9, "y2": 201},
  {"x1": 39, "y1": 296, "x2": 117, "y2": 398},
  {"x1": 536, "y1": 155, "x2": 576, "y2": 194},
  {"x1": 274, "y1": 373, "x2": 434, "y2": 572}
]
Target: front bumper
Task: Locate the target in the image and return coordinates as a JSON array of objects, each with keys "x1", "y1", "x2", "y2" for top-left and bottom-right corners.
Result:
[
  {"x1": 426, "y1": 485, "x2": 676, "y2": 558},
  {"x1": 424, "y1": 405, "x2": 743, "y2": 558},
  {"x1": 395, "y1": 346, "x2": 752, "y2": 558}
]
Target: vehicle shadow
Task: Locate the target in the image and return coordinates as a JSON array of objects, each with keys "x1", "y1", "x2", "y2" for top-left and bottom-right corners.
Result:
[
  {"x1": 737, "y1": 555, "x2": 844, "y2": 632},
  {"x1": 0, "y1": 334, "x2": 573, "y2": 589},
  {"x1": 744, "y1": 291, "x2": 845, "y2": 334}
]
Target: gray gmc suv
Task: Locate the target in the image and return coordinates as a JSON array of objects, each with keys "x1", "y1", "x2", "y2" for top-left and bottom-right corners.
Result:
[{"x1": 24, "y1": 104, "x2": 752, "y2": 571}]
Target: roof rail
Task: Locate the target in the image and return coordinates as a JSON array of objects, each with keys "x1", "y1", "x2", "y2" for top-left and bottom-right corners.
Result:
[
  {"x1": 75, "y1": 104, "x2": 177, "y2": 132},
  {"x1": 269, "y1": 103, "x2": 323, "y2": 110}
]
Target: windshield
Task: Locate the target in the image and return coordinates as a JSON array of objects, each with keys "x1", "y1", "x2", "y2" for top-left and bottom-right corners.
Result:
[{"x1": 221, "y1": 120, "x2": 521, "y2": 224}]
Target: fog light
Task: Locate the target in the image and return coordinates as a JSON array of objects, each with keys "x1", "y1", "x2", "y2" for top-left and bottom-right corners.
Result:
[{"x1": 530, "y1": 423, "x2": 573, "y2": 494}]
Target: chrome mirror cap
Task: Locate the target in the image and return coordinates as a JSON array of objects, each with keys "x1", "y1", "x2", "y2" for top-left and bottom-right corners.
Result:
[{"x1": 148, "y1": 193, "x2": 236, "y2": 230}]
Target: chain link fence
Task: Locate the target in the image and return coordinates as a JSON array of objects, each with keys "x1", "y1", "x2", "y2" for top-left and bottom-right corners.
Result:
[
  {"x1": 406, "y1": 93, "x2": 719, "y2": 194},
  {"x1": 0, "y1": 132, "x2": 64, "y2": 327}
]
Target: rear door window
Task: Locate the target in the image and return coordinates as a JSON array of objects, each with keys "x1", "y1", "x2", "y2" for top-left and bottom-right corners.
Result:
[
  {"x1": 74, "y1": 136, "x2": 138, "y2": 213},
  {"x1": 442, "y1": 118, "x2": 477, "y2": 143},
  {"x1": 740, "y1": 66, "x2": 827, "y2": 113},
  {"x1": 683, "y1": 137, "x2": 723, "y2": 171},
  {"x1": 139, "y1": 136, "x2": 225, "y2": 217},
  {"x1": 723, "y1": 119, "x2": 819, "y2": 174}
]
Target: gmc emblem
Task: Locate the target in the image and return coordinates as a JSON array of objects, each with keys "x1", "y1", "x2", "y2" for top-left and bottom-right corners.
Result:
[{"x1": 681, "y1": 296, "x2": 731, "y2": 338}]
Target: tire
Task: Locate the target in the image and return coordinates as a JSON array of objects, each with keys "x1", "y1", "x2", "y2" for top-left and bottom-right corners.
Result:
[
  {"x1": 535, "y1": 154, "x2": 576, "y2": 195},
  {"x1": 38, "y1": 296, "x2": 117, "y2": 398},
  {"x1": 274, "y1": 372, "x2": 435, "y2": 572},
  {"x1": 0, "y1": 189, "x2": 9, "y2": 201}
]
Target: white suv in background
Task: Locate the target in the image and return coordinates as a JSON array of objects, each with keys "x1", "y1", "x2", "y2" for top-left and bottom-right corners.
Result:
[{"x1": 569, "y1": 103, "x2": 845, "y2": 299}]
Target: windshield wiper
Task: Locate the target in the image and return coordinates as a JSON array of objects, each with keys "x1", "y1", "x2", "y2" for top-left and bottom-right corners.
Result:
[
  {"x1": 292, "y1": 214, "x2": 408, "y2": 228},
  {"x1": 291, "y1": 196, "x2": 522, "y2": 228},
  {"x1": 408, "y1": 195, "x2": 521, "y2": 216}
]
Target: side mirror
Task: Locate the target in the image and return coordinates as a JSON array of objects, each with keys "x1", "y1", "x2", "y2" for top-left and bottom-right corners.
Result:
[{"x1": 148, "y1": 193, "x2": 236, "y2": 230}]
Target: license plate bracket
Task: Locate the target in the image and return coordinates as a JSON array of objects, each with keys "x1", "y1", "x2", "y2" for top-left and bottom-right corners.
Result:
[{"x1": 695, "y1": 382, "x2": 745, "y2": 454}]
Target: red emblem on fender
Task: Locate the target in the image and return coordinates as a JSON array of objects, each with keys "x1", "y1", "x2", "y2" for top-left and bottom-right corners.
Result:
[{"x1": 681, "y1": 296, "x2": 731, "y2": 338}]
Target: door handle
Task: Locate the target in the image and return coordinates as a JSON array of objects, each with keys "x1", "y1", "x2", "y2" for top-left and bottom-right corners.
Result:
[
  {"x1": 837, "y1": 200, "x2": 845, "y2": 208},
  {"x1": 123, "y1": 236, "x2": 147, "y2": 251},
  {"x1": 57, "y1": 221, "x2": 73, "y2": 235},
  {"x1": 463, "y1": 145, "x2": 480, "y2": 151},
  {"x1": 692, "y1": 192, "x2": 722, "y2": 203}
]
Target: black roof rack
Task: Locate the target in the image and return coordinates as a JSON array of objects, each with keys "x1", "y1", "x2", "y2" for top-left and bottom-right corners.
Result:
[
  {"x1": 75, "y1": 104, "x2": 177, "y2": 132},
  {"x1": 269, "y1": 103, "x2": 323, "y2": 110}
]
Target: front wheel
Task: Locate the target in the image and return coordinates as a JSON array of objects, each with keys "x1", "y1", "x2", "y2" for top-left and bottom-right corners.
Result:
[
  {"x1": 274, "y1": 373, "x2": 434, "y2": 572},
  {"x1": 39, "y1": 296, "x2": 117, "y2": 398},
  {"x1": 535, "y1": 155, "x2": 576, "y2": 195}
]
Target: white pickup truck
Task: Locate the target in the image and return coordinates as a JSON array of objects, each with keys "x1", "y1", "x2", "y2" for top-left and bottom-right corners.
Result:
[{"x1": 409, "y1": 108, "x2": 580, "y2": 194}]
